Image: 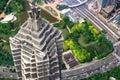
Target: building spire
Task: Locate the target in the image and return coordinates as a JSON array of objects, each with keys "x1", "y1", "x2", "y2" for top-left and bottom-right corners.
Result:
[
  {"x1": 28, "y1": 0, "x2": 42, "y2": 31},
  {"x1": 28, "y1": 0, "x2": 41, "y2": 20}
]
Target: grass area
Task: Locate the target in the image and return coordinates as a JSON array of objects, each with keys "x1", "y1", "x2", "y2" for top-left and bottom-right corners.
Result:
[
  {"x1": 41, "y1": 9, "x2": 59, "y2": 23},
  {"x1": 14, "y1": 0, "x2": 29, "y2": 27},
  {"x1": 78, "y1": 34, "x2": 113, "y2": 59},
  {"x1": 14, "y1": 11, "x2": 28, "y2": 27},
  {"x1": 78, "y1": 34, "x2": 96, "y2": 47},
  {"x1": 84, "y1": 65, "x2": 120, "y2": 80},
  {"x1": 45, "y1": 6, "x2": 58, "y2": 16}
]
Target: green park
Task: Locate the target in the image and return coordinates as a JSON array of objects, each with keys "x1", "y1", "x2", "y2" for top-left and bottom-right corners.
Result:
[{"x1": 54, "y1": 16, "x2": 114, "y2": 63}]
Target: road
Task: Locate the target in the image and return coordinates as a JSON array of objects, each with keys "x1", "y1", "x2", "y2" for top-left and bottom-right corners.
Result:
[
  {"x1": 62, "y1": 53, "x2": 119, "y2": 79},
  {"x1": 72, "y1": 6, "x2": 120, "y2": 41},
  {"x1": 0, "y1": 72, "x2": 17, "y2": 79},
  {"x1": 62, "y1": 41, "x2": 120, "y2": 79}
]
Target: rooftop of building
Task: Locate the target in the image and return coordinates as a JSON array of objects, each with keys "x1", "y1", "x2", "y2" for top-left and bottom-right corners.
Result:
[
  {"x1": 92, "y1": 0, "x2": 116, "y2": 13},
  {"x1": 63, "y1": 50, "x2": 79, "y2": 69},
  {"x1": 114, "y1": 15, "x2": 120, "y2": 21},
  {"x1": 0, "y1": 13, "x2": 17, "y2": 23},
  {"x1": 111, "y1": 14, "x2": 120, "y2": 29}
]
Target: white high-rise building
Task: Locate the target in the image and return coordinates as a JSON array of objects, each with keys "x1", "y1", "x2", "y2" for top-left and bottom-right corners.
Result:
[{"x1": 10, "y1": 5, "x2": 63, "y2": 80}]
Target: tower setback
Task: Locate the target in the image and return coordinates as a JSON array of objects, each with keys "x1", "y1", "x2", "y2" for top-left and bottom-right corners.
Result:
[{"x1": 10, "y1": 5, "x2": 63, "y2": 80}]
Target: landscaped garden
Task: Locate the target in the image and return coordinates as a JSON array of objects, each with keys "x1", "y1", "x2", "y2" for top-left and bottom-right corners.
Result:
[
  {"x1": 45, "y1": 6, "x2": 58, "y2": 16},
  {"x1": 41, "y1": 9, "x2": 59, "y2": 23},
  {"x1": 54, "y1": 16, "x2": 114, "y2": 63}
]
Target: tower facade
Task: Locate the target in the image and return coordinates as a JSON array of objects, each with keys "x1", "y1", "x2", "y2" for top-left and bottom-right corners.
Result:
[
  {"x1": 91, "y1": 0, "x2": 116, "y2": 17},
  {"x1": 10, "y1": 6, "x2": 63, "y2": 80}
]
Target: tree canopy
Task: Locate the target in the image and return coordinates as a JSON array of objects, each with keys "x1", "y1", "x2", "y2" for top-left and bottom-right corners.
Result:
[{"x1": 54, "y1": 16, "x2": 113, "y2": 63}]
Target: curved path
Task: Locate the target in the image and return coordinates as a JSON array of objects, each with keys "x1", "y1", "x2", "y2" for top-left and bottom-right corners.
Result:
[{"x1": 62, "y1": 42, "x2": 120, "y2": 79}]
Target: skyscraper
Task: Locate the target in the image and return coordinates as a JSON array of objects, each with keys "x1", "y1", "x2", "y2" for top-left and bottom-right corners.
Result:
[
  {"x1": 91, "y1": 0, "x2": 116, "y2": 17},
  {"x1": 10, "y1": 4, "x2": 63, "y2": 80}
]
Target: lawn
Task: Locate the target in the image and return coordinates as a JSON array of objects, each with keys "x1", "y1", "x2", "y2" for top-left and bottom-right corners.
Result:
[
  {"x1": 78, "y1": 34, "x2": 96, "y2": 48},
  {"x1": 78, "y1": 34, "x2": 113, "y2": 59},
  {"x1": 41, "y1": 9, "x2": 59, "y2": 23},
  {"x1": 14, "y1": 11, "x2": 28, "y2": 28},
  {"x1": 45, "y1": 6, "x2": 58, "y2": 16}
]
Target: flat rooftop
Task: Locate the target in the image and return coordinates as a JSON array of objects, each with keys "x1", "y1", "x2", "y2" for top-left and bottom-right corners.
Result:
[{"x1": 63, "y1": 50, "x2": 79, "y2": 69}]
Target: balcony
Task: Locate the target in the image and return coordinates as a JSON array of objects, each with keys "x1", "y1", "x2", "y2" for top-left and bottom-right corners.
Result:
[
  {"x1": 31, "y1": 68, "x2": 37, "y2": 72},
  {"x1": 17, "y1": 71, "x2": 22, "y2": 78},
  {"x1": 13, "y1": 56, "x2": 21, "y2": 61},
  {"x1": 16, "y1": 65, "x2": 22, "y2": 71},
  {"x1": 13, "y1": 52, "x2": 21, "y2": 57},
  {"x1": 25, "y1": 68, "x2": 30, "y2": 72},
  {"x1": 12, "y1": 49, "x2": 21, "y2": 53},
  {"x1": 38, "y1": 73, "x2": 44, "y2": 77},
  {"x1": 25, "y1": 73, "x2": 31, "y2": 79},
  {"x1": 22, "y1": 46, "x2": 33, "y2": 54},
  {"x1": 14, "y1": 60, "x2": 21, "y2": 65}
]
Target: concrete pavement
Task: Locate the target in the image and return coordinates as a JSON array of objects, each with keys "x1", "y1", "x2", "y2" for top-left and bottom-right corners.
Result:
[{"x1": 0, "y1": 72, "x2": 17, "y2": 79}]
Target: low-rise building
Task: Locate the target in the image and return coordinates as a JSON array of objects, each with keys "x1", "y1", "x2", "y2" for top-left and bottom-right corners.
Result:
[
  {"x1": 0, "y1": 13, "x2": 16, "y2": 23},
  {"x1": 68, "y1": 14, "x2": 85, "y2": 23},
  {"x1": 62, "y1": 50, "x2": 79, "y2": 69},
  {"x1": 61, "y1": 9, "x2": 84, "y2": 23}
]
